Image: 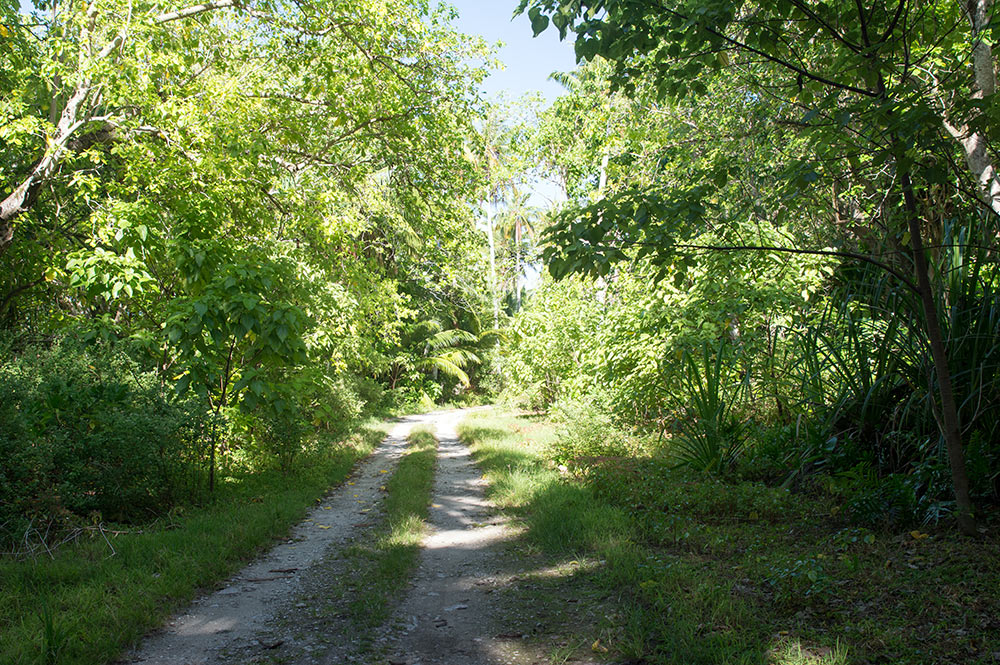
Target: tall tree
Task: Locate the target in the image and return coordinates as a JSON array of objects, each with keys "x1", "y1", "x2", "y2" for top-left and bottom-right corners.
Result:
[{"x1": 521, "y1": 0, "x2": 1000, "y2": 534}]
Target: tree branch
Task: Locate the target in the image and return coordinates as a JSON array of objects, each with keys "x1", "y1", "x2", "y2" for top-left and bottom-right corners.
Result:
[
  {"x1": 667, "y1": 242, "x2": 919, "y2": 293},
  {"x1": 155, "y1": 0, "x2": 235, "y2": 24},
  {"x1": 659, "y1": 7, "x2": 878, "y2": 97}
]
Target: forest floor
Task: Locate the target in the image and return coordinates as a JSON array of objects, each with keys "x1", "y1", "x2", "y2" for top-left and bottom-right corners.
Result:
[
  {"x1": 123, "y1": 408, "x2": 587, "y2": 665},
  {"x1": 456, "y1": 410, "x2": 1000, "y2": 665}
]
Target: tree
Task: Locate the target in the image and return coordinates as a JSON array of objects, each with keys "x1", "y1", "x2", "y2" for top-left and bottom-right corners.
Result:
[
  {"x1": 495, "y1": 188, "x2": 540, "y2": 311},
  {"x1": 520, "y1": 0, "x2": 1000, "y2": 533}
]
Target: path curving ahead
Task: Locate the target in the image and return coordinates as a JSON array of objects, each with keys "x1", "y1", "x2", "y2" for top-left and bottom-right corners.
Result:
[{"x1": 124, "y1": 409, "x2": 537, "y2": 665}]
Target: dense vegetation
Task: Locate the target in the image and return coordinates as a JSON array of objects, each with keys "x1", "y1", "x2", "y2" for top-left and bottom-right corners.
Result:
[
  {"x1": 1, "y1": 0, "x2": 498, "y2": 547},
  {"x1": 502, "y1": 0, "x2": 1000, "y2": 533},
  {"x1": 3, "y1": 0, "x2": 999, "y2": 662},
  {"x1": 460, "y1": 410, "x2": 999, "y2": 665}
]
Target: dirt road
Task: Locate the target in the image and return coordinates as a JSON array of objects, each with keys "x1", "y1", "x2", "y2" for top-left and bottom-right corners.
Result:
[{"x1": 125, "y1": 409, "x2": 535, "y2": 665}]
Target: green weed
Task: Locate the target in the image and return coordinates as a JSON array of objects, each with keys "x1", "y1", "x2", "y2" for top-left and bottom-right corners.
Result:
[
  {"x1": 0, "y1": 424, "x2": 385, "y2": 665},
  {"x1": 460, "y1": 409, "x2": 1000, "y2": 665},
  {"x1": 311, "y1": 425, "x2": 438, "y2": 655}
]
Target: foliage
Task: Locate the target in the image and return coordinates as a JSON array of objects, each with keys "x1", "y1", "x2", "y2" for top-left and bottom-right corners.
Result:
[
  {"x1": 0, "y1": 339, "x2": 207, "y2": 545},
  {"x1": 668, "y1": 343, "x2": 751, "y2": 476},
  {"x1": 519, "y1": 0, "x2": 1000, "y2": 534},
  {"x1": 547, "y1": 393, "x2": 639, "y2": 465},
  {"x1": 0, "y1": 0, "x2": 500, "y2": 538}
]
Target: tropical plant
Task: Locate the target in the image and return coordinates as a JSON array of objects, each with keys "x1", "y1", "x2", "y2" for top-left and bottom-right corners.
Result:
[{"x1": 668, "y1": 343, "x2": 751, "y2": 475}]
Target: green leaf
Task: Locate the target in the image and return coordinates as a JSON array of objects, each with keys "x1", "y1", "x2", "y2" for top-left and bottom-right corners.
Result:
[{"x1": 529, "y1": 7, "x2": 550, "y2": 36}]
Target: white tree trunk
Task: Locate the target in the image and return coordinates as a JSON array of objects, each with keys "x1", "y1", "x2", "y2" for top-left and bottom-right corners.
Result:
[
  {"x1": 946, "y1": 0, "x2": 1000, "y2": 215},
  {"x1": 514, "y1": 217, "x2": 522, "y2": 311},
  {"x1": 487, "y1": 204, "x2": 499, "y2": 326}
]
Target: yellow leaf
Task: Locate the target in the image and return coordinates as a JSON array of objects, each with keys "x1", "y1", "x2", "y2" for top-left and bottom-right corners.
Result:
[
  {"x1": 317, "y1": 525, "x2": 330, "y2": 529},
  {"x1": 910, "y1": 530, "x2": 929, "y2": 540},
  {"x1": 591, "y1": 639, "x2": 608, "y2": 653}
]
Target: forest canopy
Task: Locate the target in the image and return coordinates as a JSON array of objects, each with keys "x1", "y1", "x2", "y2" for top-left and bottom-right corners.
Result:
[{"x1": 2, "y1": 0, "x2": 998, "y2": 547}]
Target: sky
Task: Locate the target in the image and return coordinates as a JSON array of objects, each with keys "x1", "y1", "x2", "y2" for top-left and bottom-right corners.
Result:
[
  {"x1": 441, "y1": 0, "x2": 579, "y2": 103},
  {"x1": 439, "y1": 2, "x2": 578, "y2": 288}
]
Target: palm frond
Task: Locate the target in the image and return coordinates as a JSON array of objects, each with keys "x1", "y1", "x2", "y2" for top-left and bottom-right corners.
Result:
[
  {"x1": 425, "y1": 328, "x2": 478, "y2": 351},
  {"x1": 415, "y1": 356, "x2": 471, "y2": 387},
  {"x1": 435, "y1": 348, "x2": 481, "y2": 369}
]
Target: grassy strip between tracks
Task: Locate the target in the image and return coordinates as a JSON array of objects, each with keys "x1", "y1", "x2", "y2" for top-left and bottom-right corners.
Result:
[
  {"x1": 317, "y1": 425, "x2": 439, "y2": 655},
  {"x1": 0, "y1": 424, "x2": 387, "y2": 665}
]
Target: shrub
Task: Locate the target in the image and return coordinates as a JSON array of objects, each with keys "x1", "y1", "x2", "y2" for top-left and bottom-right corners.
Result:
[
  {"x1": 0, "y1": 340, "x2": 207, "y2": 547},
  {"x1": 548, "y1": 395, "x2": 637, "y2": 465},
  {"x1": 666, "y1": 342, "x2": 752, "y2": 476}
]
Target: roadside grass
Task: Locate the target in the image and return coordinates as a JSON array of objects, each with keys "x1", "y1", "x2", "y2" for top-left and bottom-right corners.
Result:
[
  {"x1": 0, "y1": 423, "x2": 387, "y2": 665},
  {"x1": 307, "y1": 425, "x2": 438, "y2": 654},
  {"x1": 458, "y1": 409, "x2": 1000, "y2": 665}
]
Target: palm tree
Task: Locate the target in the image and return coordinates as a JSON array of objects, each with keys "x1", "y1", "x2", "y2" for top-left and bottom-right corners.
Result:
[
  {"x1": 386, "y1": 319, "x2": 482, "y2": 390},
  {"x1": 495, "y1": 188, "x2": 539, "y2": 311}
]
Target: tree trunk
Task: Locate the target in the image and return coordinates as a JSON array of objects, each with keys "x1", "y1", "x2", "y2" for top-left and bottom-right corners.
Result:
[
  {"x1": 0, "y1": 78, "x2": 93, "y2": 258},
  {"x1": 945, "y1": 0, "x2": 1000, "y2": 215},
  {"x1": 487, "y1": 203, "x2": 499, "y2": 326},
  {"x1": 514, "y1": 217, "x2": 522, "y2": 311},
  {"x1": 900, "y1": 169, "x2": 977, "y2": 535}
]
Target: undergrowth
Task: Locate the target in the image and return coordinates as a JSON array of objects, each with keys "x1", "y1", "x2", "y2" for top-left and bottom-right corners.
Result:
[{"x1": 459, "y1": 409, "x2": 1000, "y2": 665}]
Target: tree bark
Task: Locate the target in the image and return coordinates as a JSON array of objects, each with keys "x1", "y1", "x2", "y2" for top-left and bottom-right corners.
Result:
[
  {"x1": 0, "y1": 81, "x2": 92, "y2": 258},
  {"x1": 900, "y1": 168, "x2": 977, "y2": 535},
  {"x1": 945, "y1": 0, "x2": 1000, "y2": 215},
  {"x1": 514, "y1": 216, "x2": 522, "y2": 311},
  {"x1": 487, "y1": 202, "x2": 499, "y2": 326}
]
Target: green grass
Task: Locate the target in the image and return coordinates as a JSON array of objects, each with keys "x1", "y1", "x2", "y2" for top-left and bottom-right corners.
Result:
[
  {"x1": 357, "y1": 424, "x2": 439, "y2": 630},
  {"x1": 309, "y1": 425, "x2": 438, "y2": 655},
  {"x1": 458, "y1": 409, "x2": 1000, "y2": 665},
  {"x1": 0, "y1": 424, "x2": 387, "y2": 665}
]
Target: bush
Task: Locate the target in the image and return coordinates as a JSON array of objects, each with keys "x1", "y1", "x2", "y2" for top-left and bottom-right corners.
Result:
[
  {"x1": 301, "y1": 370, "x2": 365, "y2": 435},
  {"x1": 548, "y1": 395, "x2": 638, "y2": 465},
  {"x1": 0, "y1": 340, "x2": 207, "y2": 547}
]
